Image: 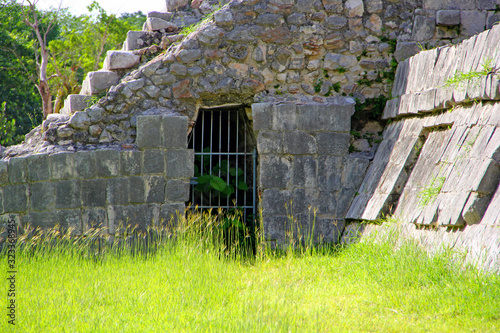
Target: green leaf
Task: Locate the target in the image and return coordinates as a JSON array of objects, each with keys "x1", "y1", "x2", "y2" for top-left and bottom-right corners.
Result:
[
  {"x1": 222, "y1": 185, "x2": 234, "y2": 196},
  {"x1": 237, "y1": 182, "x2": 248, "y2": 191},
  {"x1": 210, "y1": 176, "x2": 227, "y2": 192},
  {"x1": 196, "y1": 175, "x2": 212, "y2": 185}
]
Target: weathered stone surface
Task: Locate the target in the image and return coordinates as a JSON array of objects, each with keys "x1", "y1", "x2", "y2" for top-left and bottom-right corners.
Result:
[
  {"x1": 412, "y1": 15, "x2": 436, "y2": 41},
  {"x1": 394, "y1": 42, "x2": 420, "y2": 62},
  {"x1": 252, "y1": 103, "x2": 273, "y2": 131},
  {"x1": 61, "y1": 94, "x2": 92, "y2": 115},
  {"x1": 214, "y1": 8, "x2": 233, "y2": 26},
  {"x1": 123, "y1": 31, "x2": 147, "y2": 51},
  {"x1": 172, "y1": 79, "x2": 193, "y2": 98},
  {"x1": 107, "y1": 178, "x2": 129, "y2": 205},
  {"x1": 166, "y1": 150, "x2": 194, "y2": 179},
  {"x1": 144, "y1": 175, "x2": 166, "y2": 203},
  {"x1": 3, "y1": 184, "x2": 28, "y2": 213},
  {"x1": 165, "y1": 179, "x2": 190, "y2": 202},
  {"x1": 345, "y1": 0, "x2": 364, "y2": 18},
  {"x1": 461, "y1": 11, "x2": 487, "y2": 36},
  {"x1": 143, "y1": 149, "x2": 165, "y2": 174},
  {"x1": 95, "y1": 149, "x2": 120, "y2": 177},
  {"x1": 262, "y1": 189, "x2": 292, "y2": 216},
  {"x1": 8, "y1": 156, "x2": 27, "y2": 184},
  {"x1": 272, "y1": 104, "x2": 296, "y2": 131},
  {"x1": 81, "y1": 179, "x2": 107, "y2": 207},
  {"x1": 283, "y1": 131, "x2": 318, "y2": 154},
  {"x1": 137, "y1": 115, "x2": 162, "y2": 149},
  {"x1": 104, "y1": 51, "x2": 140, "y2": 70},
  {"x1": 50, "y1": 153, "x2": 76, "y2": 180},
  {"x1": 55, "y1": 180, "x2": 81, "y2": 209},
  {"x1": 120, "y1": 150, "x2": 142, "y2": 176},
  {"x1": 162, "y1": 115, "x2": 188, "y2": 148},
  {"x1": 257, "y1": 131, "x2": 282, "y2": 154},
  {"x1": 259, "y1": 155, "x2": 292, "y2": 189},
  {"x1": 323, "y1": 15, "x2": 348, "y2": 30},
  {"x1": 322, "y1": 0, "x2": 342, "y2": 13},
  {"x1": 436, "y1": 10, "x2": 461, "y2": 26},
  {"x1": 316, "y1": 132, "x2": 350, "y2": 156},
  {"x1": 292, "y1": 155, "x2": 317, "y2": 188},
  {"x1": 146, "y1": 17, "x2": 177, "y2": 31},
  {"x1": 69, "y1": 111, "x2": 91, "y2": 130},
  {"x1": 324, "y1": 53, "x2": 357, "y2": 70},
  {"x1": 27, "y1": 154, "x2": 50, "y2": 182},
  {"x1": 80, "y1": 71, "x2": 119, "y2": 95}
]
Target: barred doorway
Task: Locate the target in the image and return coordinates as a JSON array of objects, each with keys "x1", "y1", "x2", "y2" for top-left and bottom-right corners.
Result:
[{"x1": 188, "y1": 106, "x2": 258, "y2": 228}]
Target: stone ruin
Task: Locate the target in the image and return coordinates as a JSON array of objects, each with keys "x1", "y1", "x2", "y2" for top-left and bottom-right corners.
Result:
[{"x1": 1, "y1": 0, "x2": 500, "y2": 269}]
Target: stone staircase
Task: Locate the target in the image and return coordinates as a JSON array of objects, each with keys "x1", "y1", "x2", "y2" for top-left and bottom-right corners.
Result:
[{"x1": 59, "y1": 1, "x2": 225, "y2": 117}]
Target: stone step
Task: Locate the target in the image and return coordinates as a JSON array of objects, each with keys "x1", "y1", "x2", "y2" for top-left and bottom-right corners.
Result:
[
  {"x1": 103, "y1": 50, "x2": 140, "y2": 70},
  {"x1": 60, "y1": 94, "x2": 93, "y2": 115},
  {"x1": 123, "y1": 31, "x2": 148, "y2": 51},
  {"x1": 145, "y1": 17, "x2": 178, "y2": 32},
  {"x1": 80, "y1": 70, "x2": 119, "y2": 96}
]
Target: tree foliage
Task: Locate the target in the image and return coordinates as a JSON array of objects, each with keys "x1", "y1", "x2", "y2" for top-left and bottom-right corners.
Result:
[{"x1": 0, "y1": 0, "x2": 145, "y2": 145}]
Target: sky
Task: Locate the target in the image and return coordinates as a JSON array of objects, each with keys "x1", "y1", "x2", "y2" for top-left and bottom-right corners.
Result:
[{"x1": 34, "y1": 0, "x2": 166, "y2": 16}]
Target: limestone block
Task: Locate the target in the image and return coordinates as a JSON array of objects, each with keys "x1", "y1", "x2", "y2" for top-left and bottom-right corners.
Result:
[
  {"x1": 423, "y1": 0, "x2": 475, "y2": 10},
  {"x1": 165, "y1": 179, "x2": 190, "y2": 202},
  {"x1": 95, "y1": 149, "x2": 120, "y2": 177},
  {"x1": 141, "y1": 60, "x2": 162, "y2": 78},
  {"x1": 0, "y1": 189, "x2": 3, "y2": 214},
  {"x1": 58, "y1": 209, "x2": 82, "y2": 234},
  {"x1": 257, "y1": 131, "x2": 283, "y2": 154},
  {"x1": 342, "y1": 157, "x2": 370, "y2": 189},
  {"x1": 317, "y1": 156, "x2": 343, "y2": 191},
  {"x1": 55, "y1": 180, "x2": 81, "y2": 209},
  {"x1": 27, "y1": 154, "x2": 50, "y2": 182},
  {"x1": 345, "y1": 0, "x2": 364, "y2": 17},
  {"x1": 137, "y1": 115, "x2": 162, "y2": 149},
  {"x1": 143, "y1": 149, "x2": 165, "y2": 174},
  {"x1": 324, "y1": 53, "x2": 357, "y2": 70},
  {"x1": 283, "y1": 131, "x2": 318, "y2": 155},
  {"x1": 81, "y1": 179, "x2": 107, "y2": 207},
  {"x1": 75, "y1": 151, "x2": 96, "y2": 179},
  {"x1": 129, "y1": 176, "x2": 146, "y2": 204},
  {"x1": 123, "y1": 31, "x2": 147, "y2": 51},
  {"x1": 120, "y1": 150, "x2": 142, "y2": 176},
  {"x1": 292, "y1": 155, "x2": 317, "y2": 188},
  {"x1": 145, "y1": 176, "x2": 166, "y2": 203},
  {"x1": 322, "y1": 0, "x2": 342, "y2": 14},
  {"x1": 365, "y1": 0, "x2": 383, "y2": 13},
  {"x1": 146, "y1": 17, "x2": 177, "y2": 31},
  {"x1": 461, "y1": 11, "x2": 487, "y2": 37},
  {"x1": 107, "y1": 178, "x2": 129, "y2": 205},
  {"x1": 80, "y1": 71, "x2": 118, "y2": 96},
  {"x1": 166, "y1": 149, "x2": 194, "y2": 179},
  {"x1": 382, "y1": 98, "x2": 399, "y2": 119},
  {"x1": 436, "y1": 10, "x2": 461, "y2": 26},
  {"x1": 214, "y1": 8, "x2": 233, "y2": 27},
  {"x1": 162, "y1": 115, "x2": 188, "y2": 149},
  {"x1": 262, "y1": 215, "x2": 288, "y2": 243},
  {"x1": 61, "y1": 95, "x2": 93, "y2": 115},
  {"x1": 272, "y1": 104, "x2": 297, "y2": 131},
  {"x1": 463, "y1": 192, "x2": 492, "y2": 225},
  {"x1": 82, "y1": 208, "x2": 107, "y2": 230},
  {"x1": 0, "y1": 160, "x2": 7, "y2": 185},
  {"x1": 412, "y1": 15, "x2": 436, "y2": 42},
  {"x1": 8, "y1": 156, "x2": 27, "y2": 184},
  {"x1": 103, "y1": 51, "x2": 140, "y2": 70},
  {"x1": 69, "y1": 111, "x2": 91, "y2": 130},
  {"x1": 3, "y1": 184, "x2": 28, "y2": 213},
  {"x1": 487, "y1": 12, "x2": 500, "y2": 29},
  {"x1": 252, "y1": 103, "x2": 273, "y2": 131},
  {"x1": 51, "y1": 152, "x2": 76, "y2": 180},
  {"x1": 316, "y1": 132, "x2": 349, "y2": 156},
  {"x1": 262, "y1": 189, "x2": 292, "y2": 216},
  {"x1": 22, "y1": 211, "x2": 58, "y2": 230},
  {"x1": 323, "y1": 15, "x2": 348, "y2": 30},
  {"x1": 160, "y1": 203, "x2": 185, "y2": 225},
  {"x1": 292, "y1": 188, "x2": 318, "y2": 215},
  {"x1": 297, "y1": 103, "x2": 352, "y2": 132},
  {"x1": 477, "y1": 0, "x2": 497, "y2": 10},
  {"x1": 259, "y1": 156, "x2": 292, "y2": 189}
]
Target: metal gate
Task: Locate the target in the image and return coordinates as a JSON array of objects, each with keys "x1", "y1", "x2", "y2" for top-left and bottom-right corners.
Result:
[{"x1": 188, "y1": 107, "x2": 257, "y2": 225}]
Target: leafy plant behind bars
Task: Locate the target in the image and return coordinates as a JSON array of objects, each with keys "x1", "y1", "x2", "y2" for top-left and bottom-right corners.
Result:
[{"x1": 194, "y1": 148, "x2": 248, "y2": 197}]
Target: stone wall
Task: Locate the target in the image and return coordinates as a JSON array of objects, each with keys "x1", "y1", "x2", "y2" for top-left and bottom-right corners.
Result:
[
  {"x1": 0, "y1": 115, "x2": 193, "y2": 233},
  {"x1": 252, "y1": 101, "x2": 369, "y2": 244},
  {"x1": 345, "y1": 24, "x2": 500, "y2": 271},
  {"x1": 6, "y1": 0, "x2": 500, "y2": 154}
]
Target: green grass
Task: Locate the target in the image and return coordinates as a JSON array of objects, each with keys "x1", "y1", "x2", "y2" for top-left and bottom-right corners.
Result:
[{"x1": 2, "y1": 214, "x2": 500, "y2": 332}]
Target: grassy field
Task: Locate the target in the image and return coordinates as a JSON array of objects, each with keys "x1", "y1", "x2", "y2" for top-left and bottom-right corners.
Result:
[{"x1": 2, "y1": 213, "x2": 500, "y2": 332}]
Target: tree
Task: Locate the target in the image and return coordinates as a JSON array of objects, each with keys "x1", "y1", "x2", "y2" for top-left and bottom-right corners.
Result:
[{"x1": 21, "y1": 0, "x2": 60, "y2": 119}]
